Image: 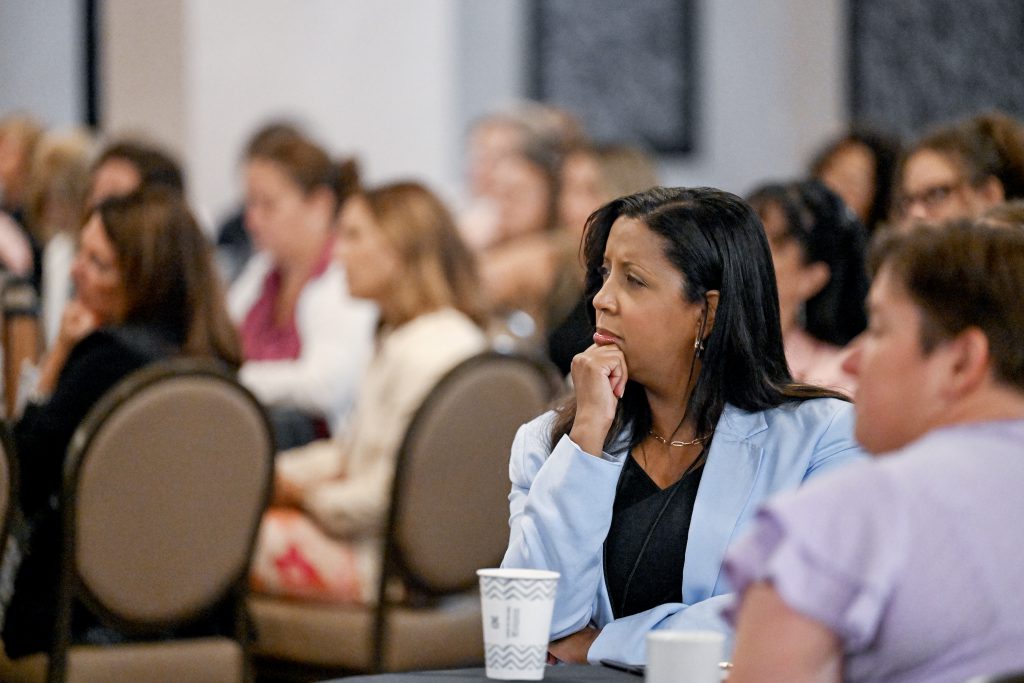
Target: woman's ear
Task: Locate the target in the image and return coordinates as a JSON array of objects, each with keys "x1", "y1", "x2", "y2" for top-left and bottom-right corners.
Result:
[
  {"x1": 978, "y1": 175, "x2": 1006, "y2": 206},
  {"x1": 942, "y1": 326, "x2": 993, "y2": 400},
  {"x1": 702, "y1": 290, "x2": 721, "y2": 339}
]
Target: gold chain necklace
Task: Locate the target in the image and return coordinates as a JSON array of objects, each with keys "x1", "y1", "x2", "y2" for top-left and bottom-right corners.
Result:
[{"x1": 648, "y1": 430, "x2": 708, "y2": 447}]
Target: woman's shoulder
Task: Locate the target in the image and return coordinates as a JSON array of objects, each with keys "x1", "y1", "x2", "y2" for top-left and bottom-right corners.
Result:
[
  {"x1": 227, "y1": 251, "x2": 273, "y2": 320},
  {"x1": 296, "y1": 261, "x2": 377, "y2": 322},
  {"x1": 764, "y1": 396, "x2": 854, "y2": 433},
  {"x1": 721, "y1": 397, "x2": 852, "y2": 436},
  {"x1": 391, "y1": 308, "x2": 485, "y2": 345},
  {"x1": 508, "y1": 410, "x2": 560, "y2": 482},
  {"x1": 378, "y1": 309, "x2": 484, "y2": 368}
]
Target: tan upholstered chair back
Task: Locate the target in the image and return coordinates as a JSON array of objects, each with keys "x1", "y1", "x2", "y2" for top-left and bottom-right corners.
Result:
[
  {"x1": 387, "y1": 352, "x2": 556, "y2": 595},
  {"x1": 63, "y1": 360, "x2": 273, "y2": 626}
]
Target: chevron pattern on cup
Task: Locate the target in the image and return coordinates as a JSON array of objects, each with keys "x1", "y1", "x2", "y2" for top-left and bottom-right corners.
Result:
[
  {"x1": 481, "y1": 578, "x2": 557, "y2": 601},
  {"x1": 486, "y1": 643, "x2": 547, "y2": 671}
]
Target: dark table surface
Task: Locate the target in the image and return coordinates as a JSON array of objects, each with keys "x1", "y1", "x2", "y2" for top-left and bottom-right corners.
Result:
[{"x1": 330, "y1": 664, "x2": 638, "y2": 682}]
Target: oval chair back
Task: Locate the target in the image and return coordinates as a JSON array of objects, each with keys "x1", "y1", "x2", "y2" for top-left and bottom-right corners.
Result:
[{"x1": 48, "y1": 359, "x2": 274, "y2": 683}]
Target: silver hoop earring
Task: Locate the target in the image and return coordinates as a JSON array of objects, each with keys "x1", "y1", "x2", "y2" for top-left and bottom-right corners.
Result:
[{"x1": 694, "y1": 337, "x2": 706, "y2": 358}]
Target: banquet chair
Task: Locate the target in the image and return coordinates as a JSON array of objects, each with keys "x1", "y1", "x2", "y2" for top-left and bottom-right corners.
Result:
[
  {"x1": 250, "y1": 351, "x2": 560, "y2": 680},
  {"x1": 5, "y1": 358, "x2": 274, "y2": 683},
  {"x1": 1, "y1": 277, "x2": 41, "y2": 420}
]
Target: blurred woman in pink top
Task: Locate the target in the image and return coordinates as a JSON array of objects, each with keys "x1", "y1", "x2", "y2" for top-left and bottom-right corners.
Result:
[{"x1": 748, "y1": 180, "x2": 869, "y2": 397}]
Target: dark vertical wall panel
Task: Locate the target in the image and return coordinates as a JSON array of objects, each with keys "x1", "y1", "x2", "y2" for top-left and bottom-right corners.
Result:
[
  {"x1": 532, "y1": 0, "x2": 697, "y2": 153},
  {"x1": 850, "y1": 0, "x2": 1024, "y2": 139},
  {"x1": 84, "y1": 0, "x2": 102, "y2": 127}
]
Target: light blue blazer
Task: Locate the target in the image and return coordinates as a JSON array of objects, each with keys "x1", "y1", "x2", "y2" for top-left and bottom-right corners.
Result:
[{"x1": 501, "y1": 398, "x2": 865, "y2": 664}]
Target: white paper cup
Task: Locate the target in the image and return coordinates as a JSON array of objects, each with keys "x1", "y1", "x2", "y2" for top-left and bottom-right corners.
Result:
[
  {"x1": 645, "y1": 630, "x2": 725, "y2": 683},
  {"x1": 477, "y1": 568, "x2": 560, "y2": 680}
]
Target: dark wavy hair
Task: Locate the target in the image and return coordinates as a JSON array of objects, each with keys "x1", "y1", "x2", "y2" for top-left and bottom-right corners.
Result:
[
  {"x1": 551, "y1": 186, "x2": 848, "y2": 450},
  {"x1": 748, "y1": 179, "x2": 870, "y2": 346},
  {"x1": 96, "y1": 188, "x2": 242, "y2": 369},
  {"x1": 810, "y1": 127, "x2": 902, "y2": 234}
]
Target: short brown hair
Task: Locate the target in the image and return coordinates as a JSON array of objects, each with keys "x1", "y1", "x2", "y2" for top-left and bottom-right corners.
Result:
[
  {"x1": 869, "y1": 220, "x2": 1024, "y2": 391},
  {"x1": 248, "y1": 132, "x2": 360, "y2": 213},
  {"x1": 95, "y1": 188, "x2": 241, "y2": 368}
]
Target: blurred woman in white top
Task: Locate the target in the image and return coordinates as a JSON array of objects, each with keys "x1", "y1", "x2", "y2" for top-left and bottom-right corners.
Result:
[{"x1": 228, "y1": 131, "x2": 375, "y2": 448}]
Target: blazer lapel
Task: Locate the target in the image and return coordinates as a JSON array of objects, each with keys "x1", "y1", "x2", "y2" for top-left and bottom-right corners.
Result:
[{"x1": 682, "y1": 404, "x2": 767, "y2": 604}]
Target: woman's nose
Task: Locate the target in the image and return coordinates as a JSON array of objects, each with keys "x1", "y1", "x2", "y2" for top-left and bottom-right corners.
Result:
[{"x1": 592, "y1": 278, "x2": 616, "y2": 314}]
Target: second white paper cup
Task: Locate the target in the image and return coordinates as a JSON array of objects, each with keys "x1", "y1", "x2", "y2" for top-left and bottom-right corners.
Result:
[
  {"x1": 645, "y1": 630, "x2": 724, "y2": 683},
  {"x1": 478, "y1": 568, "x2": 560, "y2": 681}
]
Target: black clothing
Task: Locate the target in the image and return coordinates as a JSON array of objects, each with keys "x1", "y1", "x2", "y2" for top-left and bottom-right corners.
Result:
[
  {"x1": 3, "y1": 325, "x2": 180, "y2": 658},
  {"x1": 604, "y1": 453, "x2": 704, "y2": 619}
]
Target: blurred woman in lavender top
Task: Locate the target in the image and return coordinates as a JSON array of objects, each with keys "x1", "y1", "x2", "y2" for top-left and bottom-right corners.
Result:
[{"x1": 725, "y1": 221, "x2": 1024, "y2": 683}]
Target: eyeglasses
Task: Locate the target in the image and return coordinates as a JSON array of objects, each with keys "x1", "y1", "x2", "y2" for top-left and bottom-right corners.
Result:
[{"x1": 895, "y1": 180, "x2": 966, "y2": 217}]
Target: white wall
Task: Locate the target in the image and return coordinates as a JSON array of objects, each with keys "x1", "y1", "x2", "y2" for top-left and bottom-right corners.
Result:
[
  {"x1": 659, "y1": 0, "x2": 846, "y2": 195},
  {"x1": 102, "y1": 0, "x2": 186, "y2": 156},
  {"x1": 1, "y1": 0, "x2": 846, "y2": 221},
  {"x1": 0, "y1": 0, "x2": 83, "y2": 126},
  {"x1": 183, "y1": 0, "x2": 461, "y2": 223}
]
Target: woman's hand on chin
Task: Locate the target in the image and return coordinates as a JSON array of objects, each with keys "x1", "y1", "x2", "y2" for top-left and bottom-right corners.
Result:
[
  {"x1": 569, "y1": 343, "x2": 628, "y2": 456},
  {"x1": 57, "y1": 300, "x2": 100, "y2": 351}
]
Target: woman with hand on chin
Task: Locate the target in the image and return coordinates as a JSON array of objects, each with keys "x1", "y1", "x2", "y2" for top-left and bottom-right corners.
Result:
[
  {"x1": 501, "y1": 187, "x2": 865, "y2": 665},
  {"x1": 3, "y1": 188, "x2": 241, "y2": 659}
]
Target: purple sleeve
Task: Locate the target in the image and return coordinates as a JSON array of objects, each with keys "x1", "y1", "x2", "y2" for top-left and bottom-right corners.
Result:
[{"x1": 723, "y1": 463, "x2": 907, "y2": 652}]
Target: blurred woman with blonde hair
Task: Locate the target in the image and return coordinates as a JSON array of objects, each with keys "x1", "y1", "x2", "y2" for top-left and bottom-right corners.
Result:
[
  {"x1": 24, "y1": 127, "x2": 95, "y2": 345},
  {"x1": 251, "y1": 181, "x2": 486, "y2": 603}
]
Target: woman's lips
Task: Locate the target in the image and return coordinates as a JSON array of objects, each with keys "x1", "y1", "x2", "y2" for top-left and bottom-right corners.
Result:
[{"x1": 593, "y1": 329, "x2": 622, "y2": 346}]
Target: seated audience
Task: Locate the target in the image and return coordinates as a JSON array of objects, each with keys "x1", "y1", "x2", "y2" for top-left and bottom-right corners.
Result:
[
  {"x1": 2, "y1": 188, "x2": 241, "y2": 658},
  {"x1": 549, "y1": 143, "x2": 660, "y2": 375},
  {"x1": 228, "y1": 131, "x2": 375, "y2": 448},
  {"x1": 250, "y1": 181, "x2": 486, "y2": 603},
  {"x1": 501, "y1": 187, "x2": 865, "y2": 665},
  {"x1": 748, "y1": 180, "x2": 869, "y2": 395},
  {"x1": 726, "y1": 220, "x2": 1024, "y2": 682},
  {"x1": 24, "y1": 128, "x2": 95, "y2": 345},
  {"x1": 809, "y1": 127, "x2": 901, "y2": 235},
  {"x1": 894, "y1": 110, "x2": 1024, "y2": 228}
]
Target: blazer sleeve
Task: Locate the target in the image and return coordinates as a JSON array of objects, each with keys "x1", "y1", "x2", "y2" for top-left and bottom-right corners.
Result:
[{"x1": 501, "y1": 416, "x2": 624, "y2": 638}]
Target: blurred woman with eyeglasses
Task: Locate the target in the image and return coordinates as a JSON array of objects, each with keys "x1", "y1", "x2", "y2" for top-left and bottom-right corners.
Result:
[{"x1": 894, "y1": 111, "x2": 1024, "y2": 229}]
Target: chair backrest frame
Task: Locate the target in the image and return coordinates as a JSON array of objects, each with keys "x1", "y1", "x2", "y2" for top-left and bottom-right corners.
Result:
[
  {"x1": 370, "y1": 351, "x2": 560, "y2": 672},
  {"x1": 47, "y1": 358, "x2": 274, "y2": 683}
]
